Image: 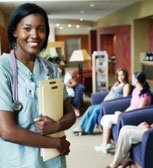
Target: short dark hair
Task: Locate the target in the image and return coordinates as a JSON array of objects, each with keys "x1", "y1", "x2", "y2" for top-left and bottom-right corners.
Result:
[{"x1": 7, "y1": 3, "x2": 50, "y2": 50}]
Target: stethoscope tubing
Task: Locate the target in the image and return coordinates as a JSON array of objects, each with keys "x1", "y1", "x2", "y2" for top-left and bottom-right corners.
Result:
[
  {"x1": 9, "y1": 49, "x2": 52, "y2": 111},
  {"x1": 10, "y1": 50, "x2": 18, "y2": 102}
]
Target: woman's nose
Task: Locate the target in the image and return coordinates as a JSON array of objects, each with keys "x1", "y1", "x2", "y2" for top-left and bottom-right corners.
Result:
[{"x1": 30, "y1": 29, "x2": 38, "y2": 38}]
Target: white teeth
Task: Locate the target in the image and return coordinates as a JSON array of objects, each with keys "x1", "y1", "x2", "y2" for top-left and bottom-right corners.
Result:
[{"x1": 28, "y1": 42, "x2": 39, "y2": 47}]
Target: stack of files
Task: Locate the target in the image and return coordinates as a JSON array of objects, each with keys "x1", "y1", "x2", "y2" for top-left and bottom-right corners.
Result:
[{"x1": 38, "y1": 78, "x2": 65, "y2": 161}]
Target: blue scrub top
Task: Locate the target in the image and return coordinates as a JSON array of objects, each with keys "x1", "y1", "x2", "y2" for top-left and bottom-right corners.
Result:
[{"x1": 0, "y1": 53, "x2": 68, "y2": 168}]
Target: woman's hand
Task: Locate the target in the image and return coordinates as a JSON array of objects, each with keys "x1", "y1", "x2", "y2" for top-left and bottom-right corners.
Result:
[
  {"x1": 57, "y1": 136, "x2": 70, "y2": 156},
  {"x1": 138, "y1": 121, "x2": 150, "y2": 130},
  {"x1": 114, "y1": 111, "x2": 122, "y2": 116},
  {"x1": 34, "y1": 115, "x2": 60, "y2": 135}
]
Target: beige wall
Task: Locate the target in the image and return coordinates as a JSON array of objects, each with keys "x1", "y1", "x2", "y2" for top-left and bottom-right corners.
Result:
[{"x1": 132, "y1": 20, "x2": 149, "y2": 72}]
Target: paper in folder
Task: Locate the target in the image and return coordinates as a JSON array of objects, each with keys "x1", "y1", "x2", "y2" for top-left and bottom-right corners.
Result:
[{"x1": 38, "y1": 78, "x2": 65, "y2": 161}]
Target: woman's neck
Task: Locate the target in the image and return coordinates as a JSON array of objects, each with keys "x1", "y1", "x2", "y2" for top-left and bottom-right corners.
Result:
[
  {"x1": 135, "y1": 84, "x2": 143, "y2": 93},
  {"x1": 14, "y1": 49, "x2": 36, "y2": 72}
]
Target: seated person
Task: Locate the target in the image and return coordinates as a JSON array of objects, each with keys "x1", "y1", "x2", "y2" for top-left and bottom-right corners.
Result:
[
  {"x1": 73, "y1": 68, "x2": 131, "y2": 135},
  {"x1": 64, "y1": 72, "x2": 84, "y2": 117},
  {"x1": 64, "y1": 72, "x2": 77, "y2": 99},
  {"x1": 95, "y1": 72, "x2": 152, "y2": 153},
  {"x1": 107, "y1": 122, "x2": 153, "y2": 168}
]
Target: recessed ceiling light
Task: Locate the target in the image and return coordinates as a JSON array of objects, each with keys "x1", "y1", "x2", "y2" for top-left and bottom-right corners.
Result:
[
  {"x1": 56, "y1": 23, "x2": 60, "y2": 27},
  {"x1": 90, "y1": 4, "x2": 94, "y2": 7},
  {"x1": 80, "y1": 18, "x2": 83, "y2": 21},
  {"x1": 76, "y1": 25, "x2": 80, "y2": 28},
  {"x1": 68, "y1": 24, "x2": 72, "y2": 28},
  {"x1": 80, "y1": 11, "x2": 84, "y2": 14}
]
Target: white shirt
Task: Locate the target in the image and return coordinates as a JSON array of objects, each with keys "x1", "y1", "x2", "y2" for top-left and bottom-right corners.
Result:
[{"x1": 64, "y1": 72, "x2": 75, "y2": 97}]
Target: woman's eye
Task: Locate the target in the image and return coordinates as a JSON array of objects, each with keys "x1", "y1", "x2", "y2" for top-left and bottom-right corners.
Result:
[
  {"x1": 38, "y1": 27, "x2": 46, "y2": 32},
  {"x1": 24, "y1": 27, "x2": 31, "y2": 31}
]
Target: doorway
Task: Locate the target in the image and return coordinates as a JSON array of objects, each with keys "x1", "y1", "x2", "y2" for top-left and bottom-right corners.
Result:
[
  {"x1": 100, "y1": 34, "x2": 116, "y2": 75},
  {"x1": 100, "y1": 34, "x2": 115, "y2": 56}
]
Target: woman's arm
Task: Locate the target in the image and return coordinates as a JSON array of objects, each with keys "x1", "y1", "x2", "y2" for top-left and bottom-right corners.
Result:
[
  {"x1": 0, "y1": 110, "x2": 70, "y2": 155},
  {"x1": 123, "y1": 83, "x2": 131, "y2": 97}
]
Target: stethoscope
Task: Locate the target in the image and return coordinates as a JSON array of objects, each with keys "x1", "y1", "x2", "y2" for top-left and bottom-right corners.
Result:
[{"x1": 9, "y1": 50, "x2": 53, "y2": 112}]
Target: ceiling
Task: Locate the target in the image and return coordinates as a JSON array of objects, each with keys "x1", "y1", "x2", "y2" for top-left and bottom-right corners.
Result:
[{"x1": 0, "y1": 0, "x2": 142, "y2": 28}]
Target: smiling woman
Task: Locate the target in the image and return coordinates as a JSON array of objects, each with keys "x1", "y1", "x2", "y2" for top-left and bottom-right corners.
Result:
[
  {"x1": 13, "y1": 14, "x2": 47, "y2": 63},
  {"x1": 0, "y1": 3, "x2": 76, "y2": 168}
]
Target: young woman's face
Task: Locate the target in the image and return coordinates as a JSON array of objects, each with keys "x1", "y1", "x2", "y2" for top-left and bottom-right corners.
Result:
[
  {"x1": 117, "y1": 70, "x2": 126, "y2": 83},
  {"x1": 131, "y1": 74, "x2": 137, "y2": 86},
  {"x1": 13, "y1": 14, "x2": 46, "y2": 55}
]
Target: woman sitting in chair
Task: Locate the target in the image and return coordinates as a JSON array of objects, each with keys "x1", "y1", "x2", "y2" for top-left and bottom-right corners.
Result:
[
  {"x1": 95, "y1": 72, "x2": 152, "y2": 154},
  {"x1": 64, "y1": 71, "x2": 85, "y2": 117},
  {"x1": 106, "y1": 122, "x2": 153, "y2": 168}
]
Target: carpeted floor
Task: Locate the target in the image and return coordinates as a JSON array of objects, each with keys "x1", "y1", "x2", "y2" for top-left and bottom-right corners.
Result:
[
  {"x1": 65, "y1": 96, "x2": 114, "y2": 168},
  {"x1": 65, "y1": 95, "x2": 135, "y2": 168},
  {"x1": 66, "y1": 119, "x2": 115, "y2": 168}
]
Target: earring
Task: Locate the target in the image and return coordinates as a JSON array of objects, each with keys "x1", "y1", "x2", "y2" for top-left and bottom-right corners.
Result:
[{"x1": 14, "y1": 43, "x2": 17, "y2": 49}]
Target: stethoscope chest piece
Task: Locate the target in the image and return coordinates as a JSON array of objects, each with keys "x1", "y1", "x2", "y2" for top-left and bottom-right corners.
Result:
[{"x1": 13, "y1": 100, "x2": 23, "y2": 112}]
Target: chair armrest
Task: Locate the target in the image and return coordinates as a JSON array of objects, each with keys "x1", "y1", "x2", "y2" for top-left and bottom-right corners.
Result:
[
  {"x1": 142, "y1": 128, "x2": 153, "y2": 168},
  {"x1": 114, "y1": 105, "x2": 153, "y2": 141},
  {"x1": 119, "y1": 105, "x2": 153, "y2": 126},
  {"x1": 91, "y1": 91, "x2": 108, "y2": 105},
  {"x1": 102, "y1": 96, "x2": 131, "y2": 115}
]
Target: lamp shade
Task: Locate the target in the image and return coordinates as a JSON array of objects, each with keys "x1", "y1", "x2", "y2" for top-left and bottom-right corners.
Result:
[{"x1": 69, "y1": 49, "x2": 91, "y2": 62}]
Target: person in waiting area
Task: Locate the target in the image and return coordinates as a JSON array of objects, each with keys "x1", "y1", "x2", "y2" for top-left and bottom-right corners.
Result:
[
  {"x1": 95, "y1": 72, "x2": 152, "y2": 154},
  {"x1": 106, "y1": 122, "x2": 153, "y2": 168},
  {"x1": 64, "y1": 71, "x2": 83, "y2": 117},
  {"x1": 58, "y1": 65, "x2": 84, "y2": 117},
  {"x1": 0, "y1": 3, "x2": 76, "y2": 168},
  {"x1": 73, "y1": 68, "x2": 131, "y2": 135},
  {"x1": 64, "y1": 72, "x2": 77, "y2": 99}
]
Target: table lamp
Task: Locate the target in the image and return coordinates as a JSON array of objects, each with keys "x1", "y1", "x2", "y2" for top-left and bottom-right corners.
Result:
[{"x1": 69, "y1": 49, "x2": 91, "y2": 82}]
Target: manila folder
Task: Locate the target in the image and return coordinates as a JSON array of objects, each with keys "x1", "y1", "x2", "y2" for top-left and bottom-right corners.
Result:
[{"x1": 38, "y1": 78, "x2": 65, "y2": 161}]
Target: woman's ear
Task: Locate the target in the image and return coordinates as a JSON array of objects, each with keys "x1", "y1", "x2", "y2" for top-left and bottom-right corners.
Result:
[{"x1": 13, "y1": 30, "x2": 17, "y2": 38}]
